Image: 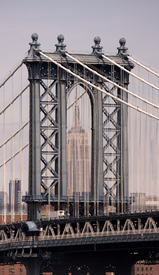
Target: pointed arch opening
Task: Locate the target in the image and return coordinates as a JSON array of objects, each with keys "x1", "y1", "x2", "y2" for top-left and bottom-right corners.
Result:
[{"x1": 67, "y1": 82, "x2": 94, "y2": 217}]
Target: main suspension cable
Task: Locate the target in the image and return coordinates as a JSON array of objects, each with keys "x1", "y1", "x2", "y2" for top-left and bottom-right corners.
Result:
[
  {"x1": 66, "y1": 52, "x2": 159, "y2": 110},
  {"x1": 0, "y1": 83, "x2": 30, "y2": 115},
  {"x1": 39, "y1": 51, "x2": 159, "y2": 121},
  {"x1": 0, "y1": 62, "x2": 23, "y2": 88},
  {"x1": 0, "y1": 143, "x2": 29, "y2": 168},
  {"x1": 67, "y1": 89, "x2": 87, "y2": 110},
  {"x1": 128, "y1": 55, "x2": 159, "y2": 77},
  {"x1": 102, "y1": 54, "x2": 159, "y2": 91},
  {"x1": 0, "y1": 121, "x2": 29, "y2": 149}
]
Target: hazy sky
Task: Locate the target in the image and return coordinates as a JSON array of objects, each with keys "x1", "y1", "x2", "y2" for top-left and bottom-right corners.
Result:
[{"x1": 0, "y1": 0, "x2": 159, "y2": 81}]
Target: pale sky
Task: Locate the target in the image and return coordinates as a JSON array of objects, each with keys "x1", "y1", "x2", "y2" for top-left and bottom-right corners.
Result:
[{"x1": 0, "y1": 0, "x2": 159, "y2": 80}]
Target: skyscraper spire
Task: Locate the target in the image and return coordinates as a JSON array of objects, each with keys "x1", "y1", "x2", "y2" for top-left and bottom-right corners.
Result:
[{"x1": 68, "y1": 102, "x2": 85, "y2": 133}]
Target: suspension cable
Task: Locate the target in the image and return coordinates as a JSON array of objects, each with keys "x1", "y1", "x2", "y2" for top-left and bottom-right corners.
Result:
[
  {"x1": 0, "y1": 94, "x2": 57, "y2": 150},
  {"x1": 0, "y1": 143, "x2": 29, "y2": 168},
  {"x1": 128, "y1": 55, "x2": 159, "y2": 77},
  {"x1": 67, "y1": 89, "x2": 87, "y2": 110},
  {"x1": 102, "y1": 54, "x2": 159, "y2": 91},
  {"x1": 0, "y1": 83, "x2": 30, "y2": 115},
  {"x1": 39, "y1": 51, "x2": 159, "y2": 121},
  {"x1": 66, "y1": 52, "x2": 159, "y2": 110},
  {"x1": 0, "y1": 121, "x2": 29, "y2": 148},
  {"x1": 0, "y1": 62, "x2": 23, "y2": 88}
]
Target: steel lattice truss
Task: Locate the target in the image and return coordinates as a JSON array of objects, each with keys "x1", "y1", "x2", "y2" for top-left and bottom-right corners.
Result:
[
  {"x1": 0, "y1": 216, "x2": 158, "y2": 247},
  {"x1": 40, "y1": 80, "x2": 58, "y2": 199},
  {"x1": 102, "y1": 84, "x2": 121, "y2": 201}
]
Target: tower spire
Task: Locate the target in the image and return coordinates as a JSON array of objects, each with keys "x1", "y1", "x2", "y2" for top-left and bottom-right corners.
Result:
[{"x1": 68, "y1": 102, "x2": 85, "y2": 133}]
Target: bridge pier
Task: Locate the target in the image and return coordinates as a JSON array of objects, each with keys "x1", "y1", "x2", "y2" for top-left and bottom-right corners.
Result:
[
  {"x1": 53, "y1": 265, "x2": 67, "y2": 275},
  {"x1": 22, "y1": 257, "x2": 43, "y2": 275},
  {"x1": 115, "y1": 262, "x2": 133, "y2": 275}
]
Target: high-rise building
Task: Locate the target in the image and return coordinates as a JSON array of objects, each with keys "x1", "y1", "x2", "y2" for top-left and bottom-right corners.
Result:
[
  {"x1": 9, "y1": 179, "x2": 21, "y2": 213},
  {"x1": 67, "y1": 103, "x2": 91, "y2": 197}
]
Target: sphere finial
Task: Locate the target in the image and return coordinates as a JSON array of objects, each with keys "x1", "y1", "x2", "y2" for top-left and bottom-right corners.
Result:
[
  {"x1": 94, "y1": 36, "x2": 101, "y2": 46},
  {"x1": 117, "y1": 37, "x2": 128, "y2": 55},
  {"x1": 57, "y1": 34, "x2": 64, "y2": 44},
  {"x1": 119, "y1": 37, "x2": 126, "y2": 47},
  {"x1": 55, "y1": 34, "x2": 66, "y2": 52},
  {"x1": 92, "y1": 36, "x2": 103, "y2": 54},
  {"x1": 31, "y1": 33, "x2": 39, "y2": 42}
]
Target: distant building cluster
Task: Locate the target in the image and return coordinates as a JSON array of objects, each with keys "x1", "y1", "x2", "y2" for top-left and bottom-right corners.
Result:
[
  {"x1": 0, "y1": 179, "x2": 27, "y2": 215},
  {"x1": 0, "y1": 179, "x2": 28, "y2": 275}
]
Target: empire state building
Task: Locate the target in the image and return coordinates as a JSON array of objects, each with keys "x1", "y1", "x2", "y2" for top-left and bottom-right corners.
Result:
[{"x1": 67, "y1": 103, "x2": 91, "y2": 197}]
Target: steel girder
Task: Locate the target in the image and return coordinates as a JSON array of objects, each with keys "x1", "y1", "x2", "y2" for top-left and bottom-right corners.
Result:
[
  {"x1": 40, "y1": 79, "x2": 58, "y2": 200},
  {"x1": 102, "y1": 84, "x2": 121, "y2": 207}
]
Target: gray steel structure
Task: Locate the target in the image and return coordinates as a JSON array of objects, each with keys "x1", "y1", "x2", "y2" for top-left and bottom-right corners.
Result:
[{"x1": 23, "y1": 34, "x2": 134, "y2": 220}]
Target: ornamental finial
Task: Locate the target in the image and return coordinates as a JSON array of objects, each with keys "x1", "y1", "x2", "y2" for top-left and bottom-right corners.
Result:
[
  {"x1": 55, "y1": 34, "x2": 66, "y2": 52},
  {"x1": 92, "y1": 36, "x2": 103, "y2": 54},
  {"x1": 117, "y1": 38, "x2": 128, "y2": 55},
  {"x1": 27, "y1": 33, "x2": 40, "y2": 58}
]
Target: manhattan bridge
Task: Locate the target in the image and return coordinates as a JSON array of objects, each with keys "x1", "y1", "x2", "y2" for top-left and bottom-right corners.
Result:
[{"x1": 0, "y1": 33, "x2": 159, "y2": 275}]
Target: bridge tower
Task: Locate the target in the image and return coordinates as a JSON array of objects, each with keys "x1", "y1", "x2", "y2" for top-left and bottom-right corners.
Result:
[{"x1": 23, "y1": 34, "x2": 133, "y2": 220}]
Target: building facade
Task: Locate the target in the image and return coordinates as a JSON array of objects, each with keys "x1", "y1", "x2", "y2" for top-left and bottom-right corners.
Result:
[
  {"x1": 131, "y1": 263, "x2": 159, "y2": 275},
  {"x1": 9, "y1": 179, "x2": 21, "y2": 214},
  {"x1": 67, "y1": 103, "x2": 91, "y2": 198}
]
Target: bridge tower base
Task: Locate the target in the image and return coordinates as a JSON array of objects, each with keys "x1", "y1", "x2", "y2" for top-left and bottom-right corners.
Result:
[
  {"x1": 115, "y1": 264, "x2": 132, "y2": 275},
  {"x1": 22, "y1": 257, "x2": 43, "y2": 275}
]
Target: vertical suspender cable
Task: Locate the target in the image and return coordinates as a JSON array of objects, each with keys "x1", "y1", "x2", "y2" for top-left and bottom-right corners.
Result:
[
  {"x1": 83, "y1": 82, "x2": 86, "y2": 217},
  {"x1": 129, "y1": 75, "x2": 133, "y2": 213},
  {"x1": 145, "y1": 70, "x2": 149, "y2": 211},
  {"x1": 66, "y1": 71, "x2": 69, "y2": 218},
  {"x1": 57, "y1": 66, "x2": 60, "y2": 214},
  {"x1": 120, "y1": 68, "x2": 123, "y2": 214},
  {"x1": 10, "y1": 75, "x2": 14, "y2": 222},
  {"x1": 2, "y1": 85, "x2": 6, "y2": 224},
  {"x1": 136, "y1": 64, "x2": 139, "y2": 213},
  {"x1": 93, "y1": 72, "x2": 96, "y2": 217},
  {"x1": 87, "y1": 85, "x2": 90, "y2": 217},
  {"x1": 140, "y1": 79, "x2": 144, "y2": 212},
  {"x1": 19, "y1": 66, "x2": 23, "y2": 221},
  {"x1": 156, "y1": 76, "x2": 159, "y2": 209},
  {"x1": 150, "y1": 73, "x2": 153, "y2": 207}
]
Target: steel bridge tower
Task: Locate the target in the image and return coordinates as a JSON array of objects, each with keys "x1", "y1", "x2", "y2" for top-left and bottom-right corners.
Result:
[{"x1": 23, "y1": 33, "x2": 133, "y2": 220}]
